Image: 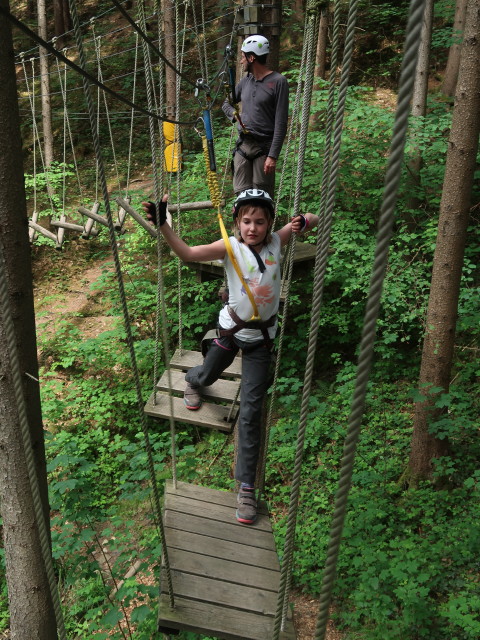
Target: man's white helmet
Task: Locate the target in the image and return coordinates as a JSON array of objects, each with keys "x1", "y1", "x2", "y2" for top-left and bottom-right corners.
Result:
[{"x1": 241, "y1": 35, "x2": 270, "y2": 57}]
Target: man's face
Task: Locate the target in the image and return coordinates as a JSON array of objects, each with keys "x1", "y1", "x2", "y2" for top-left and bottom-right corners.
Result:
[{"x1": 240, "y1": 51, "x2": 254, "y2": 73}]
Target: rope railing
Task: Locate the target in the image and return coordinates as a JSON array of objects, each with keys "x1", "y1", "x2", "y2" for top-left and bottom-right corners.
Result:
[{"x1": 314, "y1": 0, "x2": 427, "y2": 635}]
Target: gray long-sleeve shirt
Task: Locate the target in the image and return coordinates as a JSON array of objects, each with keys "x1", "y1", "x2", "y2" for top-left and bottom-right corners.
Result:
[{"x1": 222, "y1": 71, "x2": 289, "y2": 159}]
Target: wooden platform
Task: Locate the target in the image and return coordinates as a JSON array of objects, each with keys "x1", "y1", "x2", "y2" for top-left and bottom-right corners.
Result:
[
  {"x1": 144, "y1": 349, "x2": 241, "y2": 433},
  {"x1": 158, "y1": 481, "x2": 296, "y2": 640}
]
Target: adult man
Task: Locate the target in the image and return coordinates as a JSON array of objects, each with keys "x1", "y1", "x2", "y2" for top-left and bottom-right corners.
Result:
[{"x1": 222, "y1": 35, "x2": 289, "y2": 197}]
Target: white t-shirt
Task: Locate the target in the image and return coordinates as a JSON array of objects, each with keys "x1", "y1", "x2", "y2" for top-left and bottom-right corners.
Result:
[{"x1": 218, "y1": 234, "x2": 282, "y2": 342}]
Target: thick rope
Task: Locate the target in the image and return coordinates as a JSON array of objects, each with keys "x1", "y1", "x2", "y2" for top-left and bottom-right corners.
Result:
[
  {"x1": 272, "y1": 0, "x2": 359, "y2": 635},
  {"x1": 271, "y1": 3, "x2": 324, "y2": 634},
  {"x1": 258, "y1": 1, "x2": 315, "y2": 498},
  {"x1": 68, "y1": 0, "x2": 175, "y2": 608},
  {"x1": 0, "y1": 244, "x2": 67, "y2": 638},
  {"x1": 315, "y1": 1, "x2": 427, "y2": 636}
]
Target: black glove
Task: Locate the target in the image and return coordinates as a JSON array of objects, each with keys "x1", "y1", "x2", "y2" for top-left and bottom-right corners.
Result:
[
  {"x1": 146, "y1": 200, "x2": 167, "y2": 226},
  {"x1": 293, "y1": 214, "x2": 308, "y2": 231}
]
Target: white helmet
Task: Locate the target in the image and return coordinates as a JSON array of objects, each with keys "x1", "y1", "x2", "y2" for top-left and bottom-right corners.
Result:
[
  {"x1": 241, "y1": 35, "x2": 269, "y2": 57},
  {"x1": 233, "y1": 189, "x2": 275, "y2": 220}
]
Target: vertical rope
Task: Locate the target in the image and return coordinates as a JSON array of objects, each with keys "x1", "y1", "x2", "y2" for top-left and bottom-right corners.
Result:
[
  {"x1": 0, "y1": 248, "x2": 67, "y2": 639},
  {"x1": 68, "y1": 0, "x2": 175, "y2": 608},
  {"x1": 135, "y1": 0, "x2": 178, "y2": 497},
  {"x1": 315, "y1": 1, "x2": 427, "y2": 635},
  {"x1": 272, "y1": 0, "x2": 359, "y2": 635},
  {"x1": 125, "y1": 31, "x2": 139, "y2": 196},
  {"x1": 92, "y1": 29, "x2": 121, "y2": 194}
]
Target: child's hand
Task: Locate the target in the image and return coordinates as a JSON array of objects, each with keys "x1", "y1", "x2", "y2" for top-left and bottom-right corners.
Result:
[
  {"x1": 291, "y1": 214, "x2": 308, "y2": 234},
  {"x1": 142, "y1": 194, "x2": 168, "y2": 226}
]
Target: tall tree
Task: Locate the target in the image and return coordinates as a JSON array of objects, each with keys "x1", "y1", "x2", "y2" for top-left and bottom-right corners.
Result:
[
  {"x1": 409, "y1": 0, "x2": 480, "y2": 482},
  {"x1": 406, "y1": 0, "x2": 434, "y2": 215},
  {"x1": 442, "y1": 0, "x2": 469, "y2": 96},
  {"x1": 37, "y1": 0, "x2": 54, "y2": 168},
  {"x1": 53, "y1": 0, "x2": 71, "y2": 49},
  {"x1": 314, "y1": 4, "x2": 329, "y2": 80},
  {"x1": 0, "y1": 1, "x2": 58, "y2": 636}
]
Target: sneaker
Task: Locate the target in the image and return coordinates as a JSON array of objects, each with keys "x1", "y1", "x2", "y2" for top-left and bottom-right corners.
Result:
[
  {"x1": 236, "y1": 489, "x2": 257, "y2": 524},
  {"x1": 184, "y1": 382, "x2": 202, "y2": 410}
]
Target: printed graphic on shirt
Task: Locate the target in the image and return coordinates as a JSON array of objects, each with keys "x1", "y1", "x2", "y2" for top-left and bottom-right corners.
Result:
[{"x1": 241, "y1": 277, "x2": 275, "y2": 306}]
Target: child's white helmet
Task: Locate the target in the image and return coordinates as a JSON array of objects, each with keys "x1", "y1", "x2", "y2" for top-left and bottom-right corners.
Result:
[
  {"x1": 233, "y1": 189, "x2": 275, "y2": 220},
  {"x1": 241, "y1": 35, "x2": 270, "y2": 57}
]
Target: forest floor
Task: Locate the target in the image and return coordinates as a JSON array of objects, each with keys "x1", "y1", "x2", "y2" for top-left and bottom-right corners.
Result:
[{"x1": 32, "y1": 236, "x2": 344, "y2": 639}]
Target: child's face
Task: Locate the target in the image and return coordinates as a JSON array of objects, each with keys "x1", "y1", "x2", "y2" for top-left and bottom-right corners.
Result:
[{"x1": 238, "y1": 207, "x2": 271, "y2": 245}]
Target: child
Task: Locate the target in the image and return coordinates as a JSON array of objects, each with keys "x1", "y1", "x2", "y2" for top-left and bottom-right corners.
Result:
[{"x1": 143, "y1": 189, "x2": 318, "y2": 524}]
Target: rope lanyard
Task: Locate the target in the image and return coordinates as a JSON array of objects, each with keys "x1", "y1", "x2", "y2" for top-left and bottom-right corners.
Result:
[
  {"x1": 201, "y1": 133, "x2": 261, "y2": 321},
  {"x1": 68, "y1": 0, "x2": 175, "y2": 609}
]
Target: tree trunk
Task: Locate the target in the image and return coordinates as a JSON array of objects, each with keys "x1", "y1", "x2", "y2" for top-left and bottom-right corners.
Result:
[
  {"x1": 406, "y1": 0, "x2": 434, "y2": 215},
  {"x1": 409, "y1": 0, "x2": 480, "y2": 482},
  {"x1": 314, "y1": 6, "x2": 329, "y2": 80},
  {"x1": 53, "y1": 0, "x2": 71, "y2": 49},
  {"x1": 37, "y1": 0, "x2": 54, "y2": 168},
  {"x1": 442, "y1": 0, "x2": 469, "y2": 96},
  {"x1": 0, "y1": 3, "x2": 58, "y2": 637},
  {"x1": 163, "y1": 0, "x2": 176, "y2": 119}
]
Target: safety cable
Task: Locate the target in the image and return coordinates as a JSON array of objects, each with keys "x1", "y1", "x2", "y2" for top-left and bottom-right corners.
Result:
[
  {"x1": 0, "y1": 4, "x2": 196, "y2": 126},
  {"x1": 174, "y1": 0, "x2": 189, "y2": 354},
  {"x1": 125, "y1": 32, "x2": 139, "y2": 197},
  {"x1": 19, "y1": 54, "x2": 57, "y2": 216},
  {"x1": 314, "y1": 0, "x2": 427, "y2": 635},
  {"x1": 0, "y1": 246, "x2": 67, "y2": 639},
  {"x1": 110, "y1": 0, "x2": 198, "y2": 90},
  {"x1": 92, "y1": 25, "x2": 122, "y2": 194},
  {"x1": 53, "y1": 43, "x2": 84, "y2": 200},
  {"x1": 68, "y1": 0, "x2": 175, "y2": 610}
]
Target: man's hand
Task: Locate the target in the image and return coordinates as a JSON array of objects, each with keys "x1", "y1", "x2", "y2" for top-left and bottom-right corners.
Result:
[{"x1": 264, "y1": 156, "x2": 276, "y2": 175}]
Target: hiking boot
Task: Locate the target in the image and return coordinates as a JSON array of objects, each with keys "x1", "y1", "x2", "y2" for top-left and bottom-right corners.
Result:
[
  {"x1": 236, "y1": 489, "x2": 257, "y2": 524},
  {"x1": 184, "y1": 382, "x2": 202, "y2": 410}
]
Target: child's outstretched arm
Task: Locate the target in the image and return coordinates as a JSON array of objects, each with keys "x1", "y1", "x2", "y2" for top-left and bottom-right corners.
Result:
[
  {"x1": 142, "y1": 195, "x2": 226, "y2": 262},
  {"x1": 277, "y1": 212, "x2": 319, "y2": 247}
]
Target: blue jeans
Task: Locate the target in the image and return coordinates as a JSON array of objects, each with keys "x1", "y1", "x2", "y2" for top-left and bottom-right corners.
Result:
[{"x1": 185, "y1": 335, "x2": 272, "y2": 485}]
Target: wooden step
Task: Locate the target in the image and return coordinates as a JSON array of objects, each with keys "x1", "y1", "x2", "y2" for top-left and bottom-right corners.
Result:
[
  {"x1": 169, "y1": 348, "x2": 242, "y2": 378},
  {"x1": 144, "y1": 393, "x2": 237, "y2": 433},
  {"x1": 157, "y1": 369, "x2": 241, "y2": 404}
]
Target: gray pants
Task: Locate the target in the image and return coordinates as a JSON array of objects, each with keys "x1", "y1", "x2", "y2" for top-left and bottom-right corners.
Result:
[
  {"x1": 185, "y1": 335, "x2": 272, "y2": 485},
  {"x1": 233, "y1": 136, "x2": 275, "y2": 197}
]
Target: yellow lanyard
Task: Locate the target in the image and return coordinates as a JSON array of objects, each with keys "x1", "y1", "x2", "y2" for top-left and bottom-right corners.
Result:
[{"x1": 217, "y1": 209, "x2": 260, "y2": 321}]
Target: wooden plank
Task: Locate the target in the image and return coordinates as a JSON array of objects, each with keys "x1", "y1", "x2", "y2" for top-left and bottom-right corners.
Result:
[
  {"x1": 165, "y1": 510, "x2": 275, "y2": 551},
  {"x1": 165, "y1": 480, "x2": 269, "y2": 515},
  {"x1": 160, "y1": 569, "x2": 278, "y2": 615},
  {"x1": 157, "y1": 369, "x2": 240, "y2": 403},
  {"x1": 164, "y1": 547, "x2": 280, "y2": 591},
  {"x1": 144, "y1": 393, "x2": 236, "y2": 432},
  {"x1": 157, "y1": 594, "x2": 296, "y2": 640},
  {"x1": 164, "y1": 527, "x2": 279, "y2": 571},
  {"x1": 165, "y1": 494, "x2": 272, "y2": 533},
  {"x1": 169, "y1": 349, "x2": 242, "y2": 378}
]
